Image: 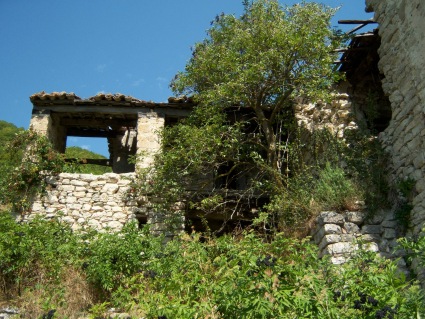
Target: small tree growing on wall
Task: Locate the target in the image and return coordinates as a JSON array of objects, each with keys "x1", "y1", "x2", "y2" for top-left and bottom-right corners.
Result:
[{"x1": 134, "y1": 0, "x2": 346, "y2": 232}]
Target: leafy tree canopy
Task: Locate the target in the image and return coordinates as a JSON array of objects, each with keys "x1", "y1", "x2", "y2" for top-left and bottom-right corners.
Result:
[
  {"x1": 134, "y1": 0, "x2": 347, "y2": 232},
  {"x1": 171, "y1": 0, "x2": 342, "y2": 181}
]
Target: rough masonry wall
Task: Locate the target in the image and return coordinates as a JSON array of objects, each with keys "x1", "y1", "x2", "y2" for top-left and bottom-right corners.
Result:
[
  {"x1": 366, "y1": 0, "x2": 425, "y2": 237},
  {"x1": 312, "y1": 210, "x2": 405, "y2": 270},
  {"x1": 295, "y1": 91, "x2": 358, "y2": 138},
  {"x1": 25, "y1": 173, "x2": 139, "y2": 231}
]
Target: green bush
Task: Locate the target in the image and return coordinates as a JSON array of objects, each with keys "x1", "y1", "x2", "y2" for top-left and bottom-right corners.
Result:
[
  {"x1": 0, "y1": 130, "x2": 66, "y2": 213},
  {"x1": 0, "y1": 211, "x2": 80, "y2": 296},
  {"x1": 82, "y1": 223, "x2": 160, "y2": 291},
  {"x1": 111, "y1": 231, "x2": 424, "y2": 318},
  {"x1": 0, "y1": 213, "x2": 423, "y2": 318}
]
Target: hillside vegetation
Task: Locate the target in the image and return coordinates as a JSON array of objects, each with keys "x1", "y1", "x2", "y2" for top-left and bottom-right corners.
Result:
[
  {"x1": 0, "y1": 214, "x2": 424, "y2": 318},
  {"x1": 0, "y1": 0, "x2": 424, "y2": 318}
]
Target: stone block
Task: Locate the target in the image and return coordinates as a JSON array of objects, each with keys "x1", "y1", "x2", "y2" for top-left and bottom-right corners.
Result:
[
  {"x1": 381, "y1": 220, "x2": 397, "y2": 228},
  {"x1": 361, "y1": 225, "x2": 382, "y2": 234},
  {"x1": 80, "y1": 174, "x2": 98, "y2": 182},
  {"x1": 70, "y1": 180, "x2": 88, "y2": 187},
  {"x1": 383, "y1": 228, "x2": 397, "y2": 239},
  {"x1": 323, "y1": 223, "x2": 342, "y2": 234},
  {"x1": 107, "y1": 221, "x2": 123, "y2": 229},
  {"x1": 92, "y1": 212, "x2": 105, "y2": 219},
  {"x1": 344, "y1": 211, "x2": 365, "y2": 225},
  {"x1": 330, "y1": 256, "x2": 347, "y2": 265},
  {"x1": 58, "y1": 185, "x2": 75, "y2": 192},
  {"x1": 318, "y1": 234, "x2": 341, "y2": 250},
  {"x1": 88, "y1": 219, "x2": 101, "y2": 230},
  {"x1": 32, "y1": 202, "x2": 43, "y2": 212},
  {"x1": 102, "y1": 184, "x2": 119, "y2": 194},
  {"x1": 317, "y1": 211, "x2": 345, "y2": 226},
  {"x1": 66, "y1": 197, "x2": 77, "y2": 204},
  {"x1": 325, "y1": 242, "x2": 357, "y2": 255},
  {"x1": 361, "y1": 233, "x2": 380, "y2": 243},
  {"x1": 364, "y1": 242, "x2": 379, "y2": 253},
  {"x1": 113, "y1": 212, "x2": 128, "y2": 220},
  {"x1": 368, "y1": 210, "x2": 387, "y2": 225},
  {"x1": 344, "y1": 222, "x2": 360, "y2": 234},
  {"x1": 61, "y1": 216, "x2": 75, "y2": 224}
]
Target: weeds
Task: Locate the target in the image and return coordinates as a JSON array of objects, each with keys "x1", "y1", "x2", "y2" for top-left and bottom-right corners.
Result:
[{"x1": 1, "y1": 211, "x2": 423, "y2": 318}]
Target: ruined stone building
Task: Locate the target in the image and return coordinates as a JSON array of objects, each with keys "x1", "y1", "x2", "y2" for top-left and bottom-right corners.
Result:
[{"x1": 24, "y1": 0, "x2": 425, "y2": 270}]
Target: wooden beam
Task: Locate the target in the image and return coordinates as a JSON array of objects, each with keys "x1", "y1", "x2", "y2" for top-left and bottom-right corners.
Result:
[
  {"x1": 333, "y1": 47, "x2": 372, "y2": 53},
  {"x1": 65, "y1": 158, "x2": 112, "y2": 166},
  {"x1": 66, "y1": 127, "x2": 116, "y2": 138},
  {"x1": 338, "y1": 19, "x2": 377, "y2": 24},
  {"x1": 32, "y1": 106, "x2": 192, "y2": 117},
  {"x1": 60, "y1": 118, "x2": 137, "y2": 128}
]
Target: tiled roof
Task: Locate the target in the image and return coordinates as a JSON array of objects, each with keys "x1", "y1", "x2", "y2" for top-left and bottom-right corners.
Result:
[
  {"x1": 30, "y1": 91, "x2": 81, "y2": 101},
  {"x1": 30, "y1": 91, "x2": 194, "y2": 107}
]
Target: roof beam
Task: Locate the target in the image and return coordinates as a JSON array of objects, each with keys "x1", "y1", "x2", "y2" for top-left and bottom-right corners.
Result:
[{"x1": 338, "y1": 19, "x2": 377, "y2": 24}]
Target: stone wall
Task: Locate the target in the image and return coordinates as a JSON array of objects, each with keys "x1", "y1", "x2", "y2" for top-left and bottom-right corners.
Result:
[
  {"x1": 366, "y1": 0, "x2": 425, "y2": 238},
  {"x1": 294, "y1": 90, "x2": 358, "y2": 139},
  {"x1": 312, "y1": 210, "x2": 405, "y2": 269},
  {"x1": 24, "y1": 173, "x2": 139, "y2": 231}
]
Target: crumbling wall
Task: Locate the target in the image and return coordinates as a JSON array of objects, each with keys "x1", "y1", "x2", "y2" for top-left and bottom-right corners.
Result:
[
  {"x1": 295, "y1": 90, "x2": 358, "y2": 138},
  {"x1": 366, "y1": 0, "x2": 425, "y2": 238}
]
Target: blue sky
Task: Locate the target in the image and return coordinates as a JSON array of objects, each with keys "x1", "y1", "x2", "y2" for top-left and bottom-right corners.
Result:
[{"x1": 0, "y1": 0, "x2": 373, "y2": 156}]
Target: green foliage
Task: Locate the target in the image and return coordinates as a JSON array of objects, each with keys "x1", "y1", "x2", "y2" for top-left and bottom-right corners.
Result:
[
  {"x1": 65, "y1": 146, "x2": 112, "y2": 175},
  {"x1": 0, "y1": 129, "x2": 112, "y2": 213},
  {"x1": 399, "y1": 230, "x2": 425, "y2": 270},
  {"x1": 135, "y1": 0, "x2": 347, "y2": 231},
  {"x1": 0, "y1": 213, "x2": 423, "y2": 318},
  {"x1": 314, "y1": 163, "x2": 358, "y2": 210},
  {"x1": 112, "y1": 232, "x2": 424, "y2": 318},
  {"x1": 267, "y1": 162, "x2": 359, "y2": 233},
  {"x1": 171, "y1": 0, "x2": 343, "y2": 181},
  {"x1": 82, "y1": 223, "x2": 159, "y2": 291},
  {"x1": 0, "y1": 130, "x2": 66, "y2": 213},
  {"x1": 342, "y1": 130, "x2": 390, "y2": 214},
  {"x1": 394, "y1": 178, "x2": 415, "y2": 228},
  {"x1": 0, "y1": 211, "x2": 80, "y2": 296},
  {"x1": 0, "y1": 120, "x2": 24, "y2": 170}
]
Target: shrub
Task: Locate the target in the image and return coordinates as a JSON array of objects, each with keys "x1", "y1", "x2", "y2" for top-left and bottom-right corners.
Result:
[
  {"x1": 111, "y1": 231, "x2": 424, "y2": 318},
  {"x1": 0, "y1": 211, "x2": 80, "y2": 296},
  {"x1": 82, "y1": 222, "x2": 160, "y2": 291}
]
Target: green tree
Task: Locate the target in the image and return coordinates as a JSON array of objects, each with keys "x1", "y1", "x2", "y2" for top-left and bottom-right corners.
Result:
[
  {"x1": 171, "y1": 0, "x2": 342, "y2": 187},
  {"x1": 135, "y1": 0, "x2": 344, "y2": 229}
]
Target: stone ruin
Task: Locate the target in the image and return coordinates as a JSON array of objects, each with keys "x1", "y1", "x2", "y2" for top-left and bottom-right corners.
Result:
[{"x1": 22, "y1": 0, "x2": 425, "y2": 275}]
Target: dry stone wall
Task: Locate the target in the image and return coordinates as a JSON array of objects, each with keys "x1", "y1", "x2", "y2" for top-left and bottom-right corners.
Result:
[
  {"x1": 312, "y1": 210, "x2": 406, "y2": 270},
  {"x1": 366, "y1": 0, "x2": 425, "y2": 238},
  {"x1": 24, "y1": 173, "x2": 139, "y2": 231}
]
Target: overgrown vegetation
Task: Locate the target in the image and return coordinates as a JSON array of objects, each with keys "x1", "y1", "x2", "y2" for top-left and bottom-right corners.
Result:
[
  {"x1": 131, "y1": 0, "x2": 388, "y2": 235},
  {"x1": 0, "y1": 127, "x2": 112, "y2": 213},
  {"x1": 0, "y1": 211, "x2": 423, "y2": 318},
  {"x1": 0, "y1": 0, "x2": 417, "y2": 317},
  {"x1": 0, "y1": 130, "x2": 67, "y2": 213}
]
